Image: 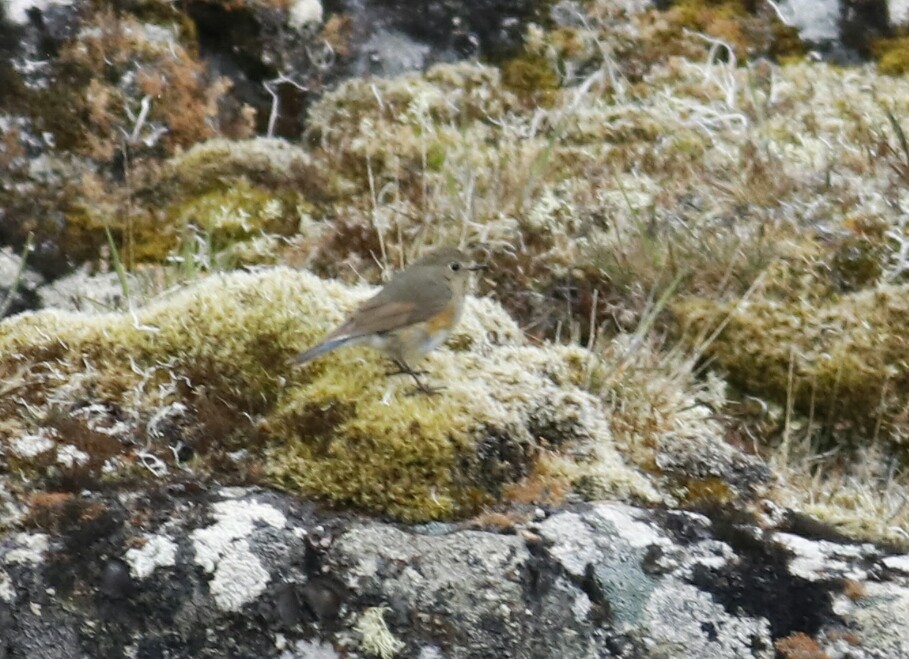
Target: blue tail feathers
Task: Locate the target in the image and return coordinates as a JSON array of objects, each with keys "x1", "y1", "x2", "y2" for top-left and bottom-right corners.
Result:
[{"x1": 294, "y1": 336, "x2": 352, "y2": 364}]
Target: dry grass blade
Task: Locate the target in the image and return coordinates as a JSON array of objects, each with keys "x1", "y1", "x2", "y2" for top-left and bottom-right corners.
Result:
[{"x1": 882, "y1": 105, "x2": 909, "y2": 181}]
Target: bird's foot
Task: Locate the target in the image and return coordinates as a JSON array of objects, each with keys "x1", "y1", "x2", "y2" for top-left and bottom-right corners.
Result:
[
  {"x1": 386, "y1": 360, "x2": 441, "y2": 396},
  {"x1": 404, "y1": 381, "x2": 445, "y2": 397},
  {"x1": 385, "y1": 365, "x2": 429, "y2": 378}
]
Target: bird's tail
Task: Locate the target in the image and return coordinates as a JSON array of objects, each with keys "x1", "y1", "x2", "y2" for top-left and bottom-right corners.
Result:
[{"x1": 293, "y1": 335, "x2": 352, "y2": 364}]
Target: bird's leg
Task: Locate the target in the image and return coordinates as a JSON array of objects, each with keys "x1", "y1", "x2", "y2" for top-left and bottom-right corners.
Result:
[
  {"x1": 404, "y1": 377, "x2": 445, "y2": 397},
  {"x1": 385, "y1": 360, "x2": 428, "y2": 378},
  {"x1": 386, "y1": 360, "x2": 443, "y2": 396}
]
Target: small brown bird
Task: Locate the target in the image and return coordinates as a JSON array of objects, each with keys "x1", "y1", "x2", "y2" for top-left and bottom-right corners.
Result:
[{"x1": 294, "y1": 247, "x2": 486, "y2": 393}]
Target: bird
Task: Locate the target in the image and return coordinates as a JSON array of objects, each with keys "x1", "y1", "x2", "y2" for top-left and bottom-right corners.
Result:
[{"x1": 294, "y1": 246, "x2": 487, "y2": 394}]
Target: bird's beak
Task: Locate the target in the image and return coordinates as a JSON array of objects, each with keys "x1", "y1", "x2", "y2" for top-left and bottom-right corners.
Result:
[{"x1": 467, "y1": 263, "x2": 489, "y2": 272}]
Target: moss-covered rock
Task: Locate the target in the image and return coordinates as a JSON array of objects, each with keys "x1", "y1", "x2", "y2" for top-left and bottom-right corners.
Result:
[
  {"x1": 674, "y1": 283, "x2": 909, "y2": 446},
  {"x1": 872, "y1": 37, "x2": 909, "y2": 76},
  {"x1": 0, "y1": 267, "x2": 657, "y2": 521}
]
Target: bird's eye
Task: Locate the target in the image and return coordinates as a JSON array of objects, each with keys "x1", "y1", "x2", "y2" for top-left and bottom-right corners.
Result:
[{"x1": 449, "y1": 262, "x2": 461, "y2": 272}]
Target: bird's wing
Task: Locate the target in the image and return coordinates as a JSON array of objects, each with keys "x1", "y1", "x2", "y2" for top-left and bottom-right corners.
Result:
[{"x1": 327, "y1": 267, "x2": 452, "y2": 340}]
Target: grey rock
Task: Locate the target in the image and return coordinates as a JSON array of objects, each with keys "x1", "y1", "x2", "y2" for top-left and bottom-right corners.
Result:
[
  {"x1": 892, "y1": 0, "x2": 909, "y2": 26},
  {"x1": 0, "y1": 246, "x2": 43, "y2": 318},
  {"x1": 1, "y1": 487, "x2": 908, "y2": 657},
  {"x1": 38, "y1": 267, "x2": 139, "y2": 312},
  {"x1": 1, "y1": 0, "x2": 74, "y2": 26},
  {"x1": 655, "y1": 433, "x2": 772, "y2": 499},
  {"x1": 357, "y1": 29, "x2": 433, "y2": 78},
  {"x1": 774, "y1": 0, "x2": 840, "y2": 43}
]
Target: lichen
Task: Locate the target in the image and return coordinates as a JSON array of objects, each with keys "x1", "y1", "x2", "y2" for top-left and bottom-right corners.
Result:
[
  {"x1": 190, "y1": 499, "x2": 286, "y2": 611},
  {"x1": 356, "y1": 607, "x2": 405, "y2": 659}
]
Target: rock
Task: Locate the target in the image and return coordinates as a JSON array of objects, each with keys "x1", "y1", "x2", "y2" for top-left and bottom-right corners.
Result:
[
  {"x1": 37, "y1": 267, "x2": 137, "y2": 312},
  {"x1": 355, "y1": 28, "x2": 433, "y2": 78},
  {"x1": 1, "y1": 487, "x2": 907, "y2": 657},
  {"x1": 1, "y1": 0, "x2": 77, "y2": 27},
  {"x1": 892, "y1": 0, "x2": 909, "y2": 26},
  {"x1": 288, "y1": 0, "x2": 323, "y2": 32},
  {"x1": 772, "y1": 0, "x2": 840, "y2": 43},
  {"x1": 0, "y1": 245, "x2": 43, "y2": 318}
]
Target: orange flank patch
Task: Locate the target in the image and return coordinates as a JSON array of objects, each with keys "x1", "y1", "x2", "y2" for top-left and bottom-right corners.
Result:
[{"x1": 425, "y1": 304, "x2": 457, "y2": 335}]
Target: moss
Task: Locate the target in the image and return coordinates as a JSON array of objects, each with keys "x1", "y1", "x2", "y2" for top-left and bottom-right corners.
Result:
[
  {"x1": 675, "y1": 477, "x2": 735, "y2": 506},
  {"x1": 8, "y1": 6, "x2": 909, "y2": 539},
  {"x1": 774, "y1": 632, "x2": 826, "y2": 659},
  {"x1": 769, "y1": 21, "x2": 807, "y2": 61},
  {"x1": 51, "y1": 138, "x2": 324, "y2": 267},
  {"x1": 263, "y1": 334, "x2": 656, "y2": 521},
  {"x1": 425, "y1": 142, "x2": 447, "y2": 171},
  {"x1": 4, "y1": 9, "x2": 229, "y2": 161},
  {"x1": 0, "y1": 268, "x2": 655, "y2": 521},
  {"x1": 830, "y1": 234, "x2": 886, "y2": 291},
  {"x1": 501, "y1": 456, "x2": 572, "y2": 506},
  {"x1": 149, "y1": 138, "x2": 332, "y2": 200},
  {"x1": 674, "y1": 282, "x2": 909, "y2": 446},
  {"x1": 501, "y1": 53, "x2": 560, "y2": 106},
  {"x1": 872, "y1": 37, "x2": 909, "y2": 75},
  {"x1": 655, "y1": 0, "x2": 806, "y2": 62}
]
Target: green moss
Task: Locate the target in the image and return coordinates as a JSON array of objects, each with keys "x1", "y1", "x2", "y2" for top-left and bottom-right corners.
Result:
[
  {"x1": 52, "y1": 139, "x2": 323, "y2": 266},
  {"x1": 676, "y1": 477, "x2": 735, "y2": 506},
  {"x1": 831, "y1": 235, "x2": 886, "y2": 291},
  {"x1": 872, "y1": 37, "x2": 909, "y2": 76},
  {"x1": 674, "y1": 283, "x2": 909, "y2": 446},
  {"x1": 425, "y1": 142, "x2": 447, "y2": 171},
  {"x1": 656, "y1": 0, "x2": 806, "y2": 61},
  {"x1": 263, "y1": 335, "x2": 658, "y2": 520},
  {"x1": 150, "y1": 138, "x2": 331, "y2": 200},
  {"x1": 501, "y1": 53, "x2": 560, "y2": 106},
  {"x1": 769, "y1": 21, "x2": 807, "y2": 60},
  {"x1": 302, "y1": 63, "x2": 525, "y2": 195},
  {"x1": 172, "y1": 182, "x2": 298, "y2": 239},
  {"x1": 0, "y1": 269, "x2": 655, "y2": 520}
]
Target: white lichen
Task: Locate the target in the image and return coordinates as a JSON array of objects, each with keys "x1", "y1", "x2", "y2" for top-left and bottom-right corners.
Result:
[
  {"x1": 190, "y1": 498, "x2": 286, "y2": 611},
  {"x1": 288, "y1": 0, "x2": 323, "y2": 30},
  {"x1": 775, "y1": 533, "x2": 869, "y2": 582},
  {"x1": 3, "y1": 533, "x2": 49, "y2": 565},
  {"x1": 207, "y1": 539, "x2": 271, "y2": 612},
  {"x1": 11, "y1": 431, "x2": 55, "y2": 458},
  {"x1": 591, "y1": 504, "x2": 670, "y2": 549},
  {"x1": 56, "y1": 444, "x2": 90, "y2": 468},
  {"x1": 125, "y1": 534, "x2": 178, "y2": 579},
  {"x1": 356, "y1": 607, "x2": 405, "y2": 659},
  {"x1": 280, "y1": 639, "x2": 340, "y2": 659},
  {"x1": 0, "y1": 569, "x2": 13, "y2": 602}
]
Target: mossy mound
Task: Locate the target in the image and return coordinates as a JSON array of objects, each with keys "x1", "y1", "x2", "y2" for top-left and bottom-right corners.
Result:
[
  {"x1": 149, "y1": 138, "x2": 332, "y2": 201},
  {"x1": 674, "y1": 283, "x2": 909, "y2": 446},
  {"x1": 124, "y1": 137, "x2": 336, "y2": 265},
  {"x1": 0, "y1": 268, "x2": 656, "y2": 521},
  {"x1": 872, "y1": 37, "x2": 909, "y2": 76},
  {"x1": 652, "y1": 0, "x2": 806, "y2": 62},
  {"x1": 304, "y1": 62, "x2": 527, "y2": 191},
  {"x1": 266, "y1": 341, "x2": 657, "y2": 520}
]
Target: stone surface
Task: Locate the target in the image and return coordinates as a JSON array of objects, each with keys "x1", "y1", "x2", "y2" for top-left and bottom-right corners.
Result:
[
  {"x1": 37, "y1": 268, "x2": 138, "y2": 312},
  {"x1": 0, "y1": 246, "x2": 42, "y2": 318},
  {"x1": 774, "y1": 0, "x2": 840, "y2": 42},
  {"x1": 1, "y1": 487, "x2": 907, "y2": 657},
  {"x1": 892, "y1": 0, "x2": 909, "y2": 26}
]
